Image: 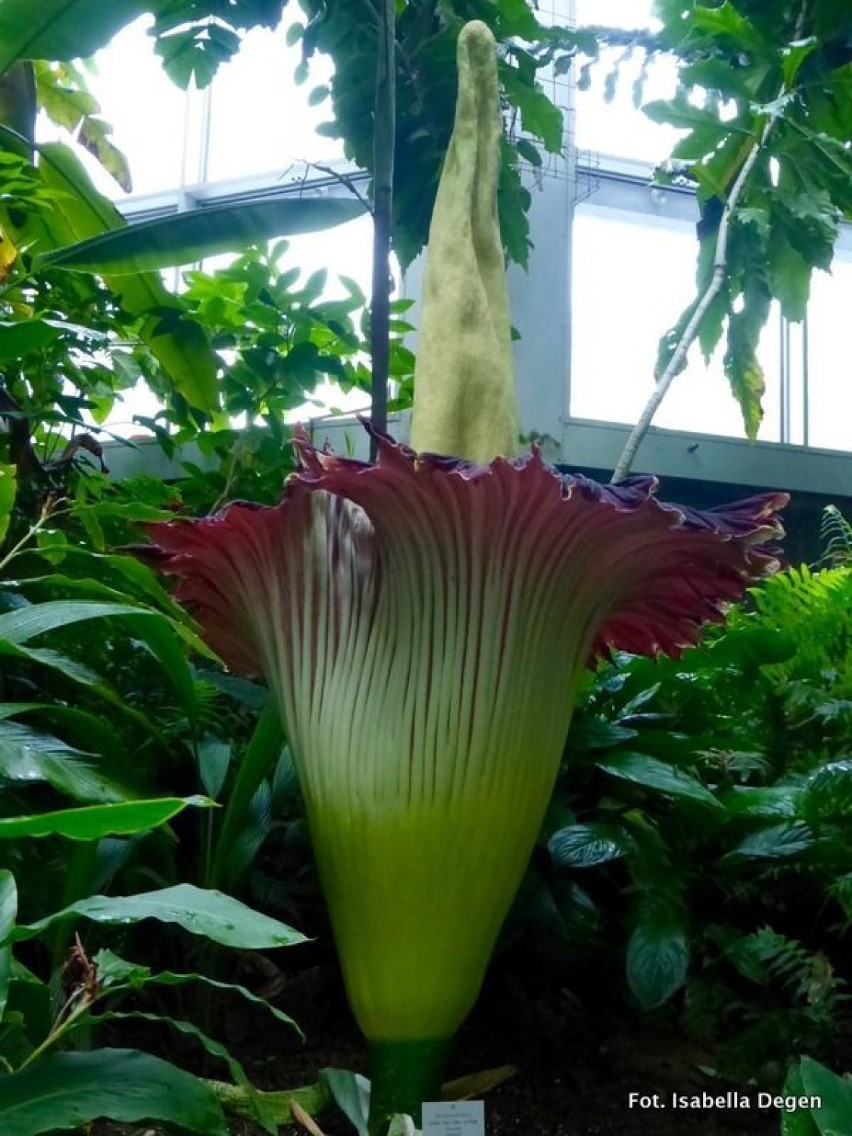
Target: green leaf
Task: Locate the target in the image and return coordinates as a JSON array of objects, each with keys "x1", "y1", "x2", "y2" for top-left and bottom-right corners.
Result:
[
  {"x1": 0, "y1": 319, "x2": 61, "y2": 360},
  {"x1": 94, "y1": 949, "x2": 301, "y2": 1036},
  {"x1": 626, "y1": 899, "x2": 689, "y2": 1009},
  {"x1": 723, "y1": 275, "x2": 770, "y2": 440},
  {"x1": 40, "y1": 197, "x2": 367, "y2": 274},
  {"x1": 0, "y1": 465, "x2": 15, "y2": 547},
  {"x1": 80, "y1": 1011, "x2": 274, "y2": 1129},
  {"x1": 198, "y1": 737, "x2": 232, "y2": 800},
  {"x1": 781, "y1": 1061, "x2": 822, "y2": 1136},
  {"x1": 799, "y1": 1056, "x2": 852, "y2": 1136},
  {"x1": 725, "y1": 820, "x2": 815, "y2": 861},
  {"x1": 30, "y1": 142, "x2": 219, "y2": 414},
  {"x1": 0, "y1": 872, "x2": 17, "y2": 1021},
  {"x1": 548, "y1": 822, "x2": 633, "y2": 868},
  {"x1": 320, "y1": 1068, "x2": 370, "y2": 1136},
  {"x1": 0, "y1": 720, "x2": 123, "y2": 803},
  {"x1": 803, "y1": 760, "x2": 852, "y2": 822},
  {"x1": 689, "y1": 2, "x2": 767, "y2": 56},
  {"x1": 0, "y1": 1048, "x2": 226, "y2": 1135},
  {"x1": 0, "y1": 597, "x2": 198, "y2": 717},
  {"x1": 0, "y1": 796, "x2": 213, "y2": 841},
  {"x1": 644, "y1": 95, "x2": 728, "y2": 134},
  {"x1": 499, "y1": 64, "x2": 563, "y2": 152},
  {"x1": 33, "y1": 60, "x2": 131, "y2": 191},
  {"x1": 5, "y1": 884, "x2": 306, "y2": 951},
  {"x1": 597, "y1": 752, "x2": 721, "y2": 808},
  {"x1": 767, "y1": 236, "x2": 811, "y2": 322},
  {"x1": 0, "y1": 598, "x2": 168, "y2": 645},
  {"x1": 0, "y1": 2, "x2": 150, "y2": 75},
  {"x1": 781, "y1": 38, "x2": 819, "y2": 88}
]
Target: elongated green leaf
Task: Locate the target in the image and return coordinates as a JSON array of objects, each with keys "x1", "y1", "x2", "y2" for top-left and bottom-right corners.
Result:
[
  {"x1": 0, "y1": 720, "x2": 123, "y2": 803},
  {"x1": 0, "y1": 465, "x2": 15, "y2": 546},
  {"x1": 0, "y1": 1048, "x2": 226, "y2": 1135},
  {"x1": 0, "y1": 2, "x2": 150, "y2": 75},
  {"x1": 1, "y1": 590, "x2": 199, "y2": 713},
  {"x1": 42, "y1": 197, "x2": 367, "y2": 273},
  {"x1": 19, "y1": 569, "x2": 217, "y2": 658},
  {"x1": 5, "y1": 884, "x2": 306, "y2": 950},
  {"x1": 626, "y1": 900, "x2": 689, "y2": 1009},
  {"x1": 31, "y1": 143, "x2": 219, "y2": 413},
  {"x1": 0, "y1": 872, "x2": 17, "y2": 1020},
  {"x1": 0, "y1": 598, "x2": 199, "y2": 720},
  {"x1": 597, "y1": 752, "x2": 721, "y2": 808},
  {"x1": 1, "y1": 702, "x2": 128, "y2": 767},
  {"x1": 94, "y1": 949, "x2": 300, "y2": 1034},
  {"x1": 0, "y1": 598, "x2": 165, "y2": 645},
  {"x1": 0, "y1": 796, "x2": 213, "y2": 841},
  {"x1": 0, "y1": 639, "x2": 102, "y2": 687}
]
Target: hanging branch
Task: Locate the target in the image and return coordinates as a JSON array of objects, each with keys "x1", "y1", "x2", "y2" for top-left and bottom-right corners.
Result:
[
  {"x1": 369, "y1": 0, "x2": 396, "y2": 459},
  {"x1": 610, "y1": 116, "x2": 775, "y2": 484}
]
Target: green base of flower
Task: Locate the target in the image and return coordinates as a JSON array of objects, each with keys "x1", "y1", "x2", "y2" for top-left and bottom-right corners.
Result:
[{"x1": 367, "y1": 1037, "x2": 452, "y2": 1136}]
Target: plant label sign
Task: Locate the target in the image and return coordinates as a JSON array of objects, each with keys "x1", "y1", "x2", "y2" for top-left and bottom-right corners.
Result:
[{"x1": 422, "y1": 1100, "x2": 485, "y2": 1136}]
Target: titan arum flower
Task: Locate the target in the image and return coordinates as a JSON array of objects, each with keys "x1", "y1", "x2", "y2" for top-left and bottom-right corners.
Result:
[{"x1": 141, "y1": 22, "x2": 787, "y2": 1136}]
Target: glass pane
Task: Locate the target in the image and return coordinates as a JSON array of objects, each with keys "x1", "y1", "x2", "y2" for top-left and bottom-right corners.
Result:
[
  {"x1": 805, "y1": 251, "x2": 852, "y2": 452},
  {"x1": 204, "y1": 26, "x2": 343, "y2": 183},
  {"x1": 570, "y1": 204, "x2": 781, "y2": 442},
  {"x1": 37, "y1": 16, "x2": 191, "y2": 199},
  {"x1": 574, "y1": 0, "x2": 681, "y2": 166}
]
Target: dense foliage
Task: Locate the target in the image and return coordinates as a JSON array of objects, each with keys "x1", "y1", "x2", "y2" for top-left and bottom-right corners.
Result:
[{"x1": 516, "y1": 560, "x2": 852, "y2": 1082}]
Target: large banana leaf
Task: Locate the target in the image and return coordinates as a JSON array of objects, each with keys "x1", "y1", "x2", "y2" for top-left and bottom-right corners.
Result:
[
  {"x1": 19, "y1": 142, "x2": 220, "y2": 413},
  {"x1": 40, "y1": 195, "x2": 368, "y2": 273},
  {"x1": 0, "y1": 1048, "x2": 227, "y2": 1136},
  {"x1": 0, "y1": 2, "x2": 151, "y2": 76}
]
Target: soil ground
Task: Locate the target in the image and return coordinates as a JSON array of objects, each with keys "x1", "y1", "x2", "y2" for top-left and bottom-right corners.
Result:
[
  {"x1": 93, "y1": 951, "x2": 786, "y2": 1136},
  {"x1": 208, "y1": 962, "x2": 778, "y2": 1136}
]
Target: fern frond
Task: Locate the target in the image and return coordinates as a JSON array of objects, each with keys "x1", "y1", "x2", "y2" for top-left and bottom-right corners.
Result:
[{"x1": 818, "y1": 505, "x2": 852, "y2": 569}]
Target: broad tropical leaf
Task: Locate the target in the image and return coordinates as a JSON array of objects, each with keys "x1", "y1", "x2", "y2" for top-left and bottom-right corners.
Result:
[
  {"x1": 0, "y1": 2, "x2": 150, "y2": 76},
  {"x1": 597, "y1": 751, "x2": 721, "y2": 808},
  {"x1": 626, "y1": 899, "x2": 689, "y2": 1009},
  {"x1": 4, "y1": 883, "x2": 306, "y2": 950},
  {"x1": 41, "y1": 196, "x2": 367, "y2": 273},
  {"x1": 0, "y1": 1048, "x2": 226, "y2": 1136}
]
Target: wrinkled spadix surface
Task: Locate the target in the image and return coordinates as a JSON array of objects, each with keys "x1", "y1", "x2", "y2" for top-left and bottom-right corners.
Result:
[
  {"x1": 145, "y1": 426, "x2": 787, "y2": 1045},
  {"x1": 408, "y1": 20, "x2": 518, "y2": 462}
]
